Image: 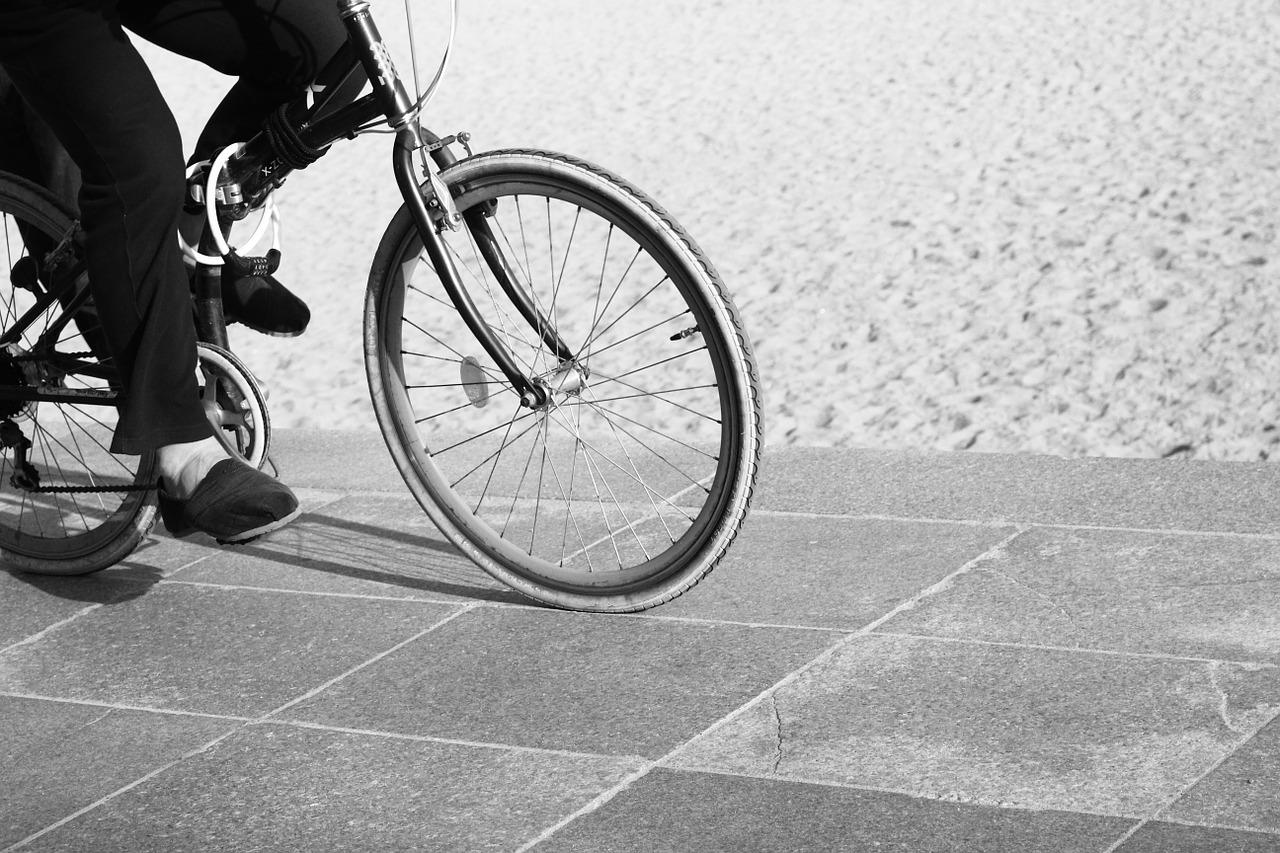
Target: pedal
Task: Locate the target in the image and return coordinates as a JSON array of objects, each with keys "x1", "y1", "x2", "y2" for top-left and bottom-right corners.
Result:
[
  {"x1": 10, "y1": 256, "x2": 39, "y2": 293},
  {"x1": 0, "y1": 418, "x2": 38, "y2": 490}
]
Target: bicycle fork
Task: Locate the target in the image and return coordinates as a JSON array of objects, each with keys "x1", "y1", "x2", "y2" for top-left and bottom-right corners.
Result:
[
  {"x1": 343, "y1": 0, "x2": 565, "y2": 410},
  {"x1": 388, "y1": 130, "x2": 551, "y2": 409}
]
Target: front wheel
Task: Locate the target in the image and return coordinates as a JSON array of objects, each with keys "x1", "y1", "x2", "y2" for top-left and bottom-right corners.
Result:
[{"x1": 365, "y1": 150, "x2": 762, "y2": 612}]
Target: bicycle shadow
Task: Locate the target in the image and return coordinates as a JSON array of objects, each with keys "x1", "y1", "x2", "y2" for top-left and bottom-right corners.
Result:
[
  {"x1": 3, "y1": 546, "x2": 164, "y2": 604},
  {"x1": 3, "y1": 513, "x2": 528, "y2": 607},
  {"x1": 226, "y1": 512, "x2": 528, "y2": 606}
]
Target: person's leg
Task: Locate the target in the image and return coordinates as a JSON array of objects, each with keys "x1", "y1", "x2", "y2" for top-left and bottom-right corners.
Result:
[
  {"x1": 0, "y1": 66, "x2": 81, "y2": 210},
  {"x1": 120, "y1": 0, "x2": 354, "y2": 337},
  {"x1": 0, "y1": 69, "x2": 45, "y2": 186},
  {"x1": 0, "y1": 2, "x2": 298, "y2": 541},
  {"x1": 118, "y1": 0, "x2": 351, "y2": 161},
  {"x1": 0, "y1": 3, "x2": 210, "y2": 456}
]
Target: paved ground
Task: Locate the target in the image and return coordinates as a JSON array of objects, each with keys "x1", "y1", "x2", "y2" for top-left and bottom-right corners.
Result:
[{"x1": 3, "y1": 429, "x2": 1279, "y2": 851}]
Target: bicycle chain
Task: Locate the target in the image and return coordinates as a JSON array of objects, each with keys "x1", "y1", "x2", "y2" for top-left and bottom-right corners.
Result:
[
  {"x1": 0, "y1": 379, "x2": 146, "y2": 493},
  {"x1": 20, "y1": 482, "x2": 156, "y2": 494},
  {"x1": 10, "y1": 349, "x2": 95, "y2": 362}
]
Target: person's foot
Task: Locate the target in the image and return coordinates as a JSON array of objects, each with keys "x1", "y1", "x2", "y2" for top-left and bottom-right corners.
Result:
[
  {"x1": 221, "y1": 273, "x2": 310, "y2": 338},
  {"x1": 156, "y1": 437, "x2": 299, "y2": 543},
  {"x1": 156, "y1": 437, "x2": 227, "y2": 501}
]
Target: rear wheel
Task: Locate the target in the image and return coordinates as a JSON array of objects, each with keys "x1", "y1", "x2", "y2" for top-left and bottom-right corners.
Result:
[
  {"x1": 0, "y1": 172, "x2": 156, "y2": 576},
  {"x1": 365, "y1": 150, "x2": 761, "y2": 611}
]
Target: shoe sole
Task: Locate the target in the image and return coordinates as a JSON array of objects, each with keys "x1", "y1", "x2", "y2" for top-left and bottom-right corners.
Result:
[
  {"x1": 227, "y1": 318, "x2": 307, "y2": 339},
  {"x1": 214, "y1": 505, "x2": 304, "y2": 545}
]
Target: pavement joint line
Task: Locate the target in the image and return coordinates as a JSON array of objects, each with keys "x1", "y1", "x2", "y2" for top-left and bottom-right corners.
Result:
[
  {"x1": 2, "y1": 552, "x2": 210, "y2": 656},
  {"x1": 2, "y1": 725, "x2": 246, "y2": 853},
  {"x1": 652, "y1": 765, "x2": 1280, "y2": 838},
  {"x1": 152, "y1": 580, "x2": 862, "y2": 633},
  {"x1": 2, "y1": 603, "x2": 486, "y2": 850},
  {"x1": 755, "y1": 508, "x2": 1280, "y2": 540},
  {"x1": 291, "y1": 489, "x2": 352, "y2": 511},
  {"x1": 465, "y1": 600, "x2": 857, "y2": 633},
  {"x1": 755, "y1": 510, "x2": 1023, "y2": 527},
  {"x1": 256, "y1": 718, "x2": 648, "y2": 764},
  {"x1": 1143, "y1": 702, "x2": 1280, "y2": 832},
  {"x1": 0, "y1": 601, "x2": 109, "y2": 657},
  {"x1": 267, "y1": 490, "x2": 1280, "y2": 541},
  {"x1": 1009, "y1": 521, "x2": 1280, "y2": 541},
  {"x1": 511, "y1": 527, "x2": 1031, "y2": 853},
  {"x1": 649, "y1": 763, "x2": 1150, "y2": 822},
  {"x1": 0, "y1": 690, "x2": 253, "y2": 722},
  {"x1": 253, "y1": 602, "x2": 480, "y2": 724},
  {"x1": 158, "y1": 578, "x2": 501, "y2": 606},
  {"x1": 512, "y1": 759, "x2": 667, "y2": 853},
  {"x1": 460, "y1": 599, "x2": 859, "y2": 634},
  {"x1": 869, "y1": 630, "x2": 1280, "y2": 670},
  {"x1": 160, "y1": 551, "x2": 219, "y2": 577},
  {"x1": 1136, "y1": 816, "x2": 1280, "y2": 838},
  {"x1": 658, "y1": 527, "x2": 1029, "y2": 766},
  {"x1": 598, "y1": 610, "x2": 853, "y2": 633}
]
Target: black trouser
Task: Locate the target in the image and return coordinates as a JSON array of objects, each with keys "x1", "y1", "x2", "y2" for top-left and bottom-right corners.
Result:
[{"x1": 0, "y1": 0, "x2": 346, "y2": 454}]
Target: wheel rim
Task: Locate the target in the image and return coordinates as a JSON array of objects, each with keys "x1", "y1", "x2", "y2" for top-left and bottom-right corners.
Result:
[
  {"x1": 379, "y1": 170, "x2": 744, "y2": 594},
  {"x1": 0, "y1": 194, "x2": 153, "y2": 559}
]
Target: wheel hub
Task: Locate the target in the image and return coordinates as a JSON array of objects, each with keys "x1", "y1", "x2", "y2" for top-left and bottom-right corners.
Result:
[{"x1": 547, "y1": 361, "x2": 587, "y2": 396}]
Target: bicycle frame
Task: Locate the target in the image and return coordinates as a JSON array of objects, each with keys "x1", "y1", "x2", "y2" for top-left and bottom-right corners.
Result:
[
  {"x1": 0, "y1": 232, "x2": 113, "y2": 407},
  {"x1": 211, "y1": 0, "x2": 570, "y2": 408}
]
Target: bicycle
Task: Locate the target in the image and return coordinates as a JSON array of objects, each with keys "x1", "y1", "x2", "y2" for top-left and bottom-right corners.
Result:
[{"x1": 0, "y1": 0, "x2": 762, "y2": 613}]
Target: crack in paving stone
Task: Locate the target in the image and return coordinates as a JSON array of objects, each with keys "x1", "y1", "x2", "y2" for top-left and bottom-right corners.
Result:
[
  {"x1": 769, "y1": 692, "x2": 785, "y2": 775},
  {"x1": 1203, "y1": 661, "x2": 1280, "y2": 737},
  {"x1": 1208, "y1": 661, "x2": 1241, "y2": 735},
  {"x1": 981, "y1": 565, "x2": 1082, "y2": 635},
  {"x1": 82, "y1": 708, "x2": 115, "y2": 730}
]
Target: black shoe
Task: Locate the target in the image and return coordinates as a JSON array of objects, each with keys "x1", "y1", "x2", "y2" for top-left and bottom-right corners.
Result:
[
  {"x1": 158, "y1": 459, "x2": 301, "y2": 544},
  {"x1": 222, "y1": 273, "x2": 310, "y2": 338}
]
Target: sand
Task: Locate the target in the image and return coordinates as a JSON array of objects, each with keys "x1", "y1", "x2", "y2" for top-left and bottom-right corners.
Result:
[{"x1": 139, "y1": 0, "x2": 1280, "y2": 461}]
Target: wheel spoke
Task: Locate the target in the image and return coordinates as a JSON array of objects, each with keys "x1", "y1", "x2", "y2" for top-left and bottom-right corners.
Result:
[{"x1": 545, "y1": 400, "x2": 706, "y2": 510}]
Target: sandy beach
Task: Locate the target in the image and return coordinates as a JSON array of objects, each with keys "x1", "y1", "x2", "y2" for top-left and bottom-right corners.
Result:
[{"x1": 140, "y1": 0, "x2": 1280, "y2": 461}]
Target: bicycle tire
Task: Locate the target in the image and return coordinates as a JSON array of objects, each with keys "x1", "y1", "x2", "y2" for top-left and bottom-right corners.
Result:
[
  {"x1": 365, "y1": 149, "x2": 761, "y2": 612},
  {"x1": 0, "y1": 171, "x2": 157, "y2": 576}
]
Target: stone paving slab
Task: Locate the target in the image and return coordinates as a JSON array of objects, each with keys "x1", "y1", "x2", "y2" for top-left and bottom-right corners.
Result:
[
  {"x1": 4, "y1": 435, "x2": 1280, "y2": 852},
  {"x1": 16, "y1": 724, "x2": 641, "y2": 853},
  {"x1": 668, "y1": 633, "x2": 1280, "y2": 817},
  {"x1": 0, "y1": 583, "x2": 460, "y2": 717},
  {"x1": 1162, "y1": 714, "x2": 1280, "y2": 832},
  {"x1": 760, "y1": 446, "x2": 1280, "y2": 533},
  {"x1": 533, "y1": 768, "x2": 1136, "y2": 853},
  {"x1": 0, "y1": 571, "x2": 150, "y2": 651},
  {"x1": 654, "y1": 514, "x2": 1018, "y2": 630},
  {"x1": 0, "y1": 696, "x2": 234, "y2": 849},
  {"x1": 1114, "y1": 823, "x2": 1280, "y2": 853},
  {"x1": 882, "y1": 525, "x2": 1280, "y2": 664},
  {"x1": 283, "y1": 606, "x2": 840, "y2": 758},
  {"x1": 171, "y1": 492, "x2": 524, "y2": 605}
]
